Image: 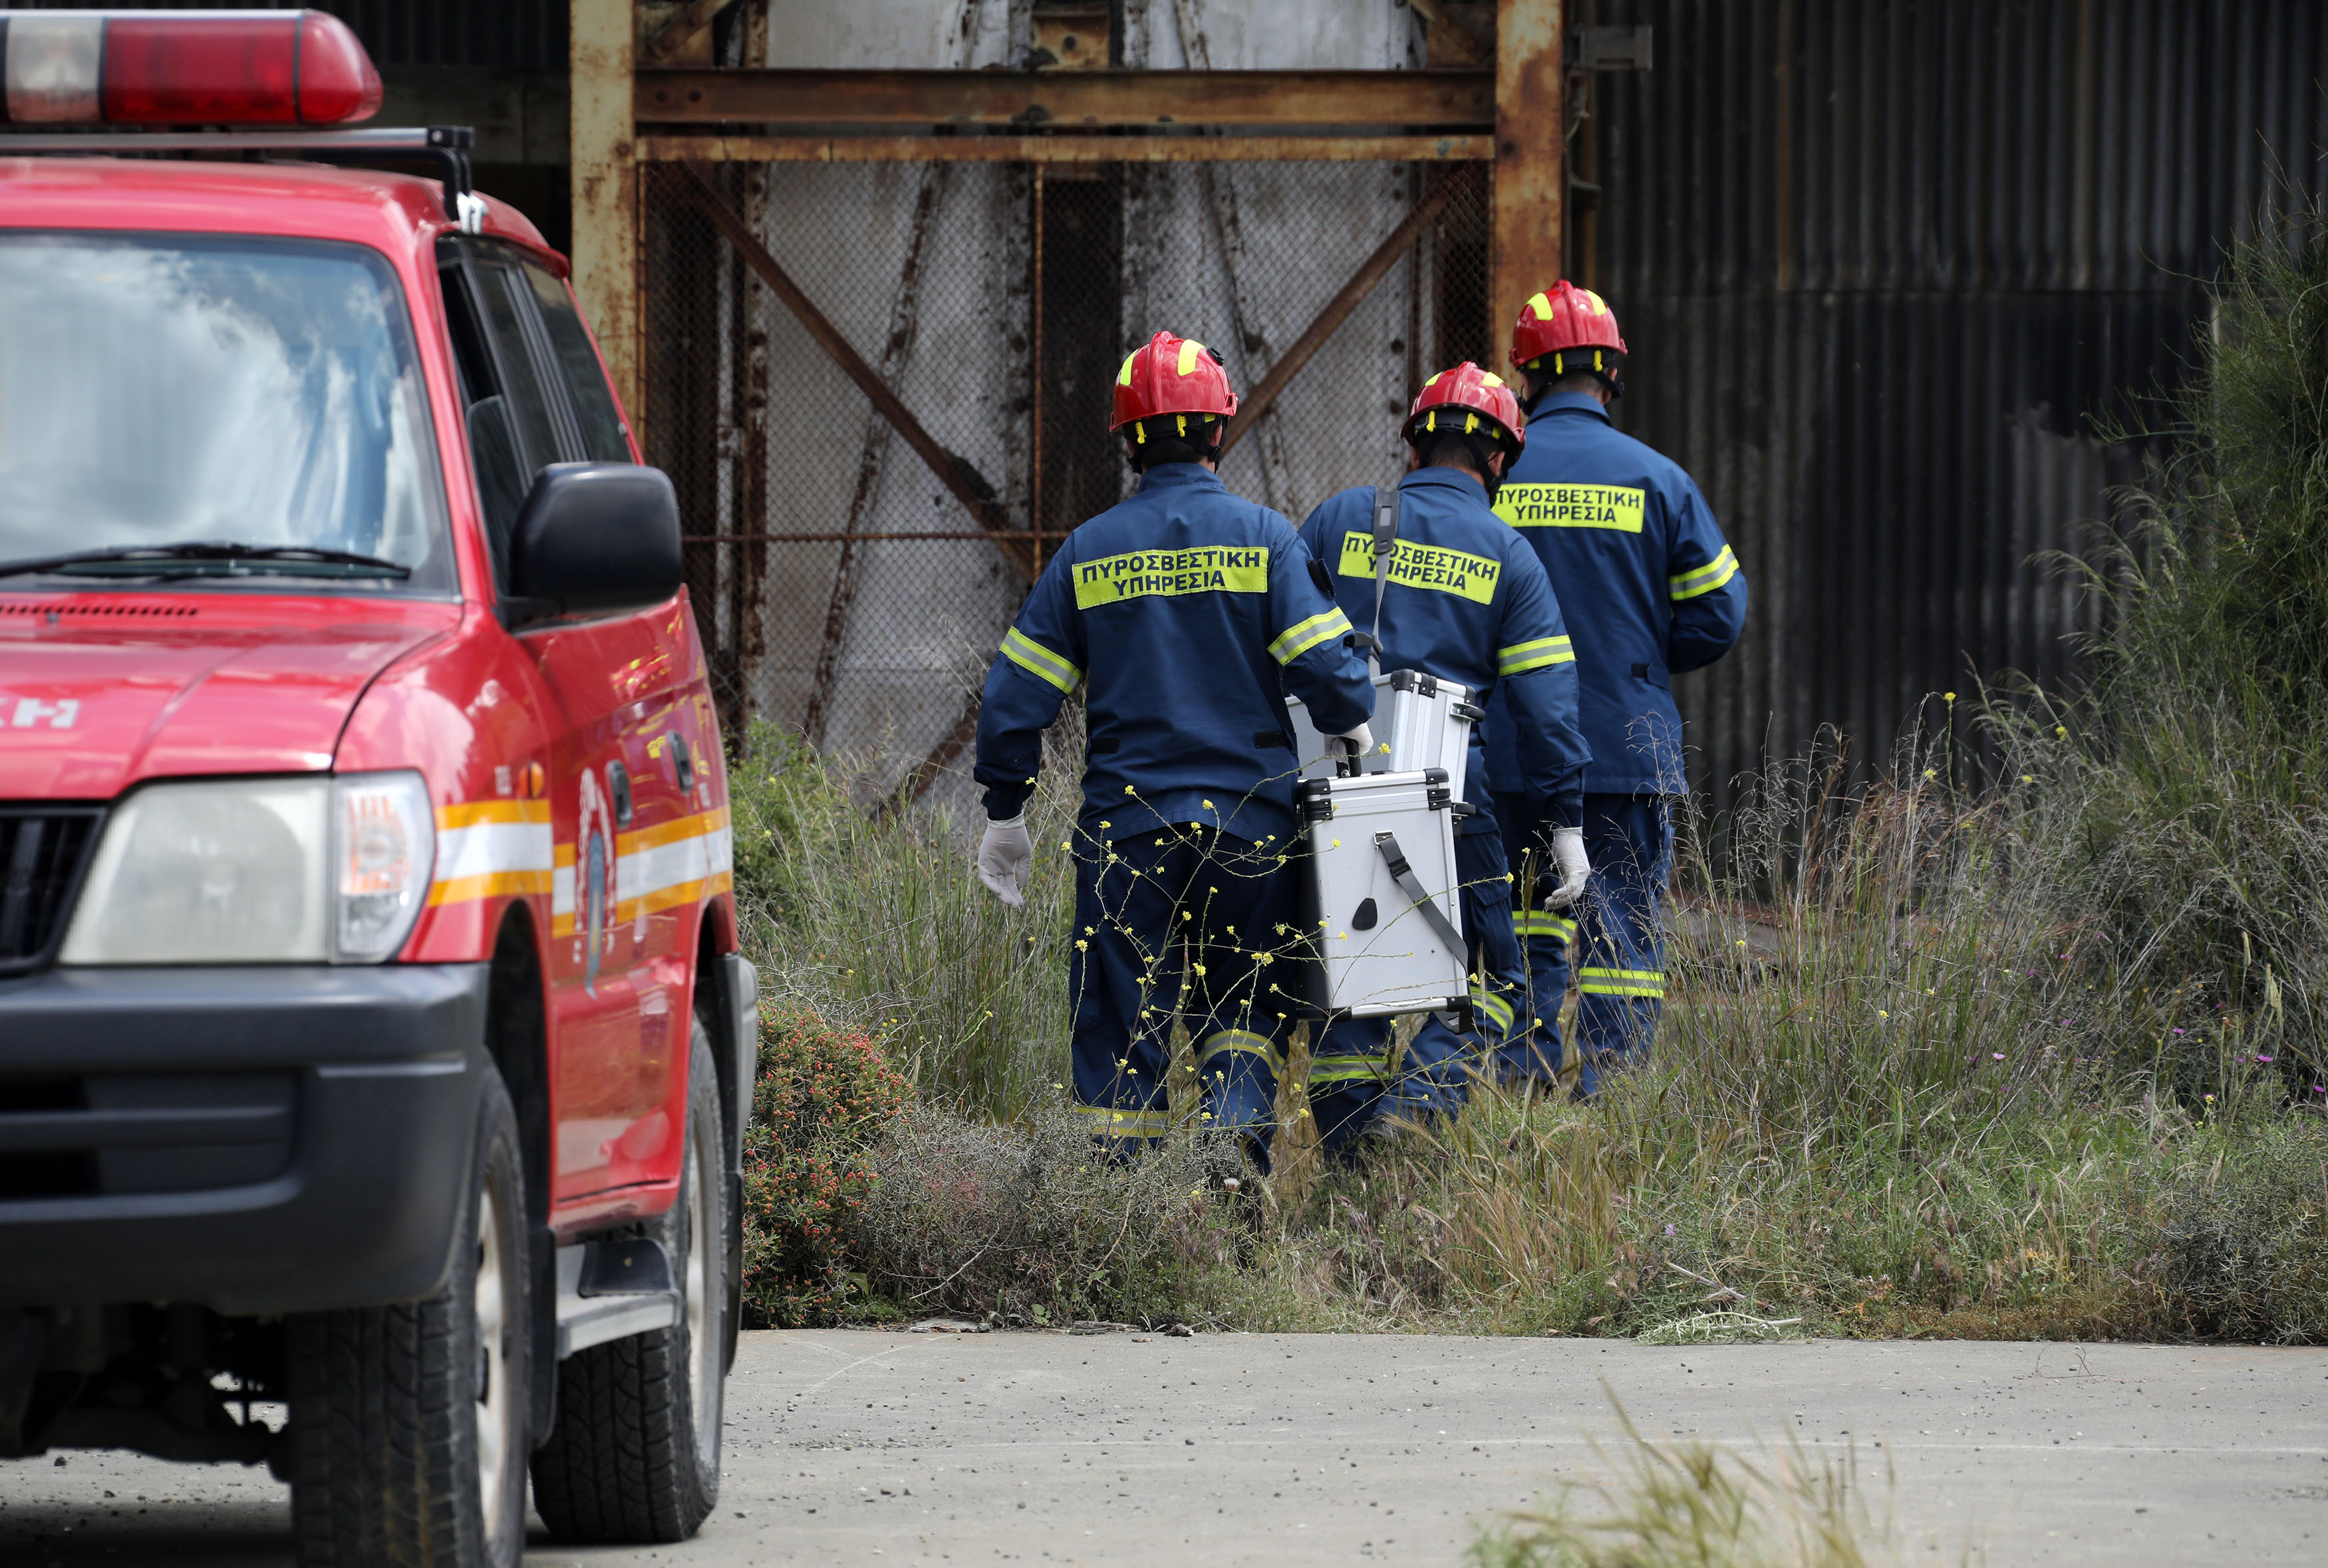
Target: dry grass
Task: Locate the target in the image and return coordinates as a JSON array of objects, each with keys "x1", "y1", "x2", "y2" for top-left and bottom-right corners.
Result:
[
  {"x1": 730, "y1": 215, "x2": 2328, "y2": 1342},
  {"x1": 1469, "y1": 1394, "x2": 1918, "y2": 1568}
]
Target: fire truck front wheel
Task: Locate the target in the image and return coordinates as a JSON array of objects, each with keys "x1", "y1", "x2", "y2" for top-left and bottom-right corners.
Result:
[{"x1": 284, "y1": 1063, "x2": 533, "y2": 1568}]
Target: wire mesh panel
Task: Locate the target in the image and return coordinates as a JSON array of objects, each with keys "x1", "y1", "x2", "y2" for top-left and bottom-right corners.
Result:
[{"x1": 641, "y1": 155, "x2": 1493, "y2": 806}]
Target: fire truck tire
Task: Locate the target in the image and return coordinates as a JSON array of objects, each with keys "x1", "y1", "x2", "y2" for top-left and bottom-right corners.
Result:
[
  {"x1": 286, "y1": 1063, "x2": 532, "y2": 1568},
  {"x1": 531, "y1": 1022, "x2": 726, "y2": 1543}
]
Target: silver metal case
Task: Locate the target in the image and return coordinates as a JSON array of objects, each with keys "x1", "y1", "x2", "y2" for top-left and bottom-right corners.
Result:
[
  {"x1": 1292, "y1": 767, "x2": 1469, "y2": 1018},
  {"x1": 1284, "y1": 670, "x2": 1481, "y2": 792}
]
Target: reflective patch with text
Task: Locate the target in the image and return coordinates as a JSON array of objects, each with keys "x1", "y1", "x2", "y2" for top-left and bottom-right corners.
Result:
[
  {"x1": 1495, "y1": 483, "x2": 1646, "y2": 532},
  {"x1": 1336, "y1": 531, "x2": 1500, "y2": 604},
  {"x1": 1072, "y1": 545, "x2": 1270, "y2": 609}
]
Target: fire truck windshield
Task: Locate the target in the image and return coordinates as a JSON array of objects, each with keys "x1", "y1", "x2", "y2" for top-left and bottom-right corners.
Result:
[{"x1": 0, "y1": 232, "x2": 452, "y2": 592}]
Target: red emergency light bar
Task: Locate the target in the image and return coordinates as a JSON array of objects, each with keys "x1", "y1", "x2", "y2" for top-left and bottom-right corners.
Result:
[{"x1": 0, "y1": 10, "x2": 381, "y2": 128}]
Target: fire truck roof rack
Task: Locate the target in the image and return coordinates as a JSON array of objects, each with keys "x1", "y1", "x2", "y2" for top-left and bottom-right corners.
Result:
[{"x1": 0, "y1": 126, "x2": 480, "y2": 226}]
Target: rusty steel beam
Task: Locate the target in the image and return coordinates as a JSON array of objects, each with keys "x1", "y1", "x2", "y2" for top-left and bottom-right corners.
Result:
[
  {"x1": 1220, "y1": 164, "x2": 1481, "y2": 456},
  {"x1": 637, "y1": 68, "x2": 1492, "y2": 128},
  {"x1": 638, "y1": 132, "x2": 1494, "y2": 163},
  {"x1": 1493, "y1": 0, "x2": 1564, "y2": 356},
  {"x1": 571, "y1": 0, "x2": 641, "y2": 439},
  {"x1": 670, "y1": 160, "x2": 1036, "y2": 583},
  {"x1": 684, "y1": 532, "x2": 1026, "y2": 543}
]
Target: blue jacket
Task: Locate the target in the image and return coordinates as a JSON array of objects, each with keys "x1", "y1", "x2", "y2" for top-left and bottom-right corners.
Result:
[
  {"x1": 1298, "y1": 466, "x2": 1588, "y2": 836},
  {"x1": 1485, "y1": 393, "x2": 1746, "y2": 796},
  {"x1": 975, "y1": 463, "x2": 1374, "y2": 847}
]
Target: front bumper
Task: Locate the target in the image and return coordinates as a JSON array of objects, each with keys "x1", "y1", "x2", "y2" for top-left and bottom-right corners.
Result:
[{"x1": 0, "y1": 963, "x2": 490, "y2": 1313}]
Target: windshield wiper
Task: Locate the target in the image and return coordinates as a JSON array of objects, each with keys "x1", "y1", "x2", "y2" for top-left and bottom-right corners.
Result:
[{"x1": 0, "y1": 542, "x2": 412, "y2": 581}]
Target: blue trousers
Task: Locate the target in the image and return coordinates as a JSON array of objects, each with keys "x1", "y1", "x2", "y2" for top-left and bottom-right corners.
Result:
[
  {"x1": 1495, "y1": 793, "x2": 1673, "y2": 1098},
  {"x1": 1307, "y1": 829, "x2": 1523, "y2": 1156},
  {"x1": 1069, "y1": 827, "x2": 1296, "y2": 1163}
]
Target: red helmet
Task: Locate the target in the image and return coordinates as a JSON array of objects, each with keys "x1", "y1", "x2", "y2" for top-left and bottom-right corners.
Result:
[
  {"x1": 1404, "y1": 362, "x2": 1526, "y2": 451},
  {"x1": 1509, "y1": 281, "x2": 1628, "y2": 380},
  {"x1": 1111, "y1": 330, "x2": 1238, "y2": 433}
]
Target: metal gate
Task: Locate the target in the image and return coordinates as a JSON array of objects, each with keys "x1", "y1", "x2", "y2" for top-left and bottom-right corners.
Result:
[{"x1": 639, "y1": 150, "x2": 1493, "y2": 813}]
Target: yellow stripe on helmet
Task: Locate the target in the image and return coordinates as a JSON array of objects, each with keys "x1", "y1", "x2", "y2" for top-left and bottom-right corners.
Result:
[
  {"x1": 1177, "y1": 338, "x2": 1205, "y2": 376},
  {"x1": 1117, "y1": 351, "x2": 1137, "y2": 386},
  {"x1": 1527, "y1": 289, "x2": 1554, "y2": 319}
]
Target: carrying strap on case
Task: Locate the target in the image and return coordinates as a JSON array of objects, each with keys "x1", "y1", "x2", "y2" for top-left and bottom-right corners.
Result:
[
  {"x1": 1366, "y1": 483, "x2": 1399, "y2": 680},
  {"x1": 1373, "y1": 831, "x2": 1465, "y2": 956}
]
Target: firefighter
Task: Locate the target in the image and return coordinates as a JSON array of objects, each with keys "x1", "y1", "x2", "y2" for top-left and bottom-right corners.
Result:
[
  {"x1": 1486, "y1": 283, "x2": 1748, "y2": 1097},
  {"x1": 1294, "y1": 364, "x2": 1590, "y2": 1155},
  {"x1": 971, "y1": 330, "x2": 1374, "y2": 1170}
]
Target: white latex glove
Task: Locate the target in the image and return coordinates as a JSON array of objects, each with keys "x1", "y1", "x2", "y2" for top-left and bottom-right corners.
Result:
[
  {"x1": 1542, "y1": 826, "x2": 1590, "y2": 908},
  {"x1": 1326, "y1": 720, "x2": 1376, "y2": 761},
  {"x1": 975, "y1": 815, "x2": 1032, "y2": 908}
]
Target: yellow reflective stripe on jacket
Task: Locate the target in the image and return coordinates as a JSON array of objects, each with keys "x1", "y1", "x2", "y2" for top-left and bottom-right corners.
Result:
[
  {"x1": 1513, "y1": 910, "x2": 1578, "y2": 944},
  {"x1": 1268, "y1": 607, "x2": 1353, "y2": 664},
  {"x1": 1577, "y1": 966, "x2": 1665, "y2": 997},
  {"x1": 1670, "y1": 546, "x2": 1740, "y2": 601},
  {"x1": 1001, "y1": 626, "x2": 1082, "y2": 693},
  {"x1": 1497, "y1": 635, "x2": 1575, "y2": 676},
  {"x1": 1073, "y1": 1103, "x2": 1169, "y2": 1137},
  {"x1": 1308, "y1": 1053, "x2": 1389, "y2": 1087},
  {"x1": 1197, "y1": 1029, "x2": 1280, "y2": 1069}
]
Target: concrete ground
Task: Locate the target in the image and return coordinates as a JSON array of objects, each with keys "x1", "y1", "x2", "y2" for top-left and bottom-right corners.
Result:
[{"x1": 1, "y1": 1331, "x2": 2323, "y2": 1565}]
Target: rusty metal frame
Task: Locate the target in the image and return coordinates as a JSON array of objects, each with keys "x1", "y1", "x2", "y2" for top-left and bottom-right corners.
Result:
[
  {"x1": 670, "y1": 160, "x2": 1034, "y2": 578},
  {"x1": 631, "y1": 22, "x2": 1562, "y2": 803},
  {"x1": 1221, "y1": 163, "x2": 1484, "y2": 455},
  {"x1": 637, "y1": 67, "x2": 1492, "y2": 128},
  {"x1": 641, "y1": 133, "x2": 1495, "y2": 164}
]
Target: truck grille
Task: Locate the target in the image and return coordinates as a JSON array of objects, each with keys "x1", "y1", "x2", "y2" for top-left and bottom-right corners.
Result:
[{"x1": 0, "y1": 806, "x2": 102, "y2": 977}]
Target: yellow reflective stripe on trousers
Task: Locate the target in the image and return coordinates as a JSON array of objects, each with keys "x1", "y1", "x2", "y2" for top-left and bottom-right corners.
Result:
[
  {"x1": 1001, "y1": 626, "x2": 1082, "y2": 692},
  {"x1": 1670, "y1": 546, "x2": 1740, "y2": 601},
  {"x1": 1469, "y1": 987, "x2": 1515, "y2": 1033},
  {"x1": 1308, "y1": 1054, "x2": 1388, "y2": 1087},
  {"x1": 1497, "y1": 635, "x2": 1575, "y2": 676},
  {"x1": 1268, "y1": 606, "x2": 1353, "y2": 664},
  {"x1": 1197, "y1": 1029, "x2": 1280, "y2": 1069},
  {"x1": 1513, "y1": 910, "x2": 1577, "y2": 943},
  {"x1": 1577, "y1": 966, "x2": 1665, "y2": 997},
  {"x1": 1073, "y1": 1103, "x2": 1169, "y2": 1137}
]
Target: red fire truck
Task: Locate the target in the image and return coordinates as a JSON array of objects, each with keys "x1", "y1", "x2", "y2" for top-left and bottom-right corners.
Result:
[{"x1": 0, "y1": 14, "x2": 753, "y2": 1564}]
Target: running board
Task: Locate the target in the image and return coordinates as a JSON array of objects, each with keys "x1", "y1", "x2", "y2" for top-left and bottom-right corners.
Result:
[{"x1": 554, "y1": 1237, "x2": 679, "y2": 1359}]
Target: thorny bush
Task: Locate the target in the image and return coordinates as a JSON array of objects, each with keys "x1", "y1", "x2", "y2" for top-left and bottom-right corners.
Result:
[{"x1": 738, "y1": 1008, "x2": 910, "y2": 1328}]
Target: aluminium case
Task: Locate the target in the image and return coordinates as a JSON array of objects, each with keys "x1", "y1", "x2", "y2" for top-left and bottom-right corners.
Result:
[
  {"x1": 1284, "y1": 668, "x2": 1479, "y2": 791},
  {"x1": 1292, "y1": 766, "x2": 1468, "y2": 1018}
]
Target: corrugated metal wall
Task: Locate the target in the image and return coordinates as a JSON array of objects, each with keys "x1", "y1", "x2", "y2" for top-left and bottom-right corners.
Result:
[{"x1": 1582, "y1": 0, "x2": 2328, "y2": 809}]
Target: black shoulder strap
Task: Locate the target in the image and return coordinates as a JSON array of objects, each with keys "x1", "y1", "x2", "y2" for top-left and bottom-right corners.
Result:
[{"x1": 1368, "y1": 484, "x2": 1399, "y2": 679}]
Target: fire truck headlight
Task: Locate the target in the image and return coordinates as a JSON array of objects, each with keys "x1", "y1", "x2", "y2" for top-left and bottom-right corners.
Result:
[
  {"x1": 331, "y1": 771, "x2": 435, "y2": 963},
  {"x1": 61, "y1": 771, "x2": 434, "y2": 966}
]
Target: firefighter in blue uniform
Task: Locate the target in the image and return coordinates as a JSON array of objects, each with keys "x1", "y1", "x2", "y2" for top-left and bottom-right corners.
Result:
[
  {"x1": 972, "y1": 330, "x2": 1374, "y2": 1168},
  {"x1": 1295, "y1": 364, "x2": 1591, "y2": 1154},
  {"x1": 1484, "y1": 283, "x2": 1749, "y2": 1097}
]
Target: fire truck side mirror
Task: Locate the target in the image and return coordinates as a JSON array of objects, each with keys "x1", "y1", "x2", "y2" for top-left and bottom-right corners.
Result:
[{"x1": 500, "y1": 461, "x2": 684, "y2": 628}]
